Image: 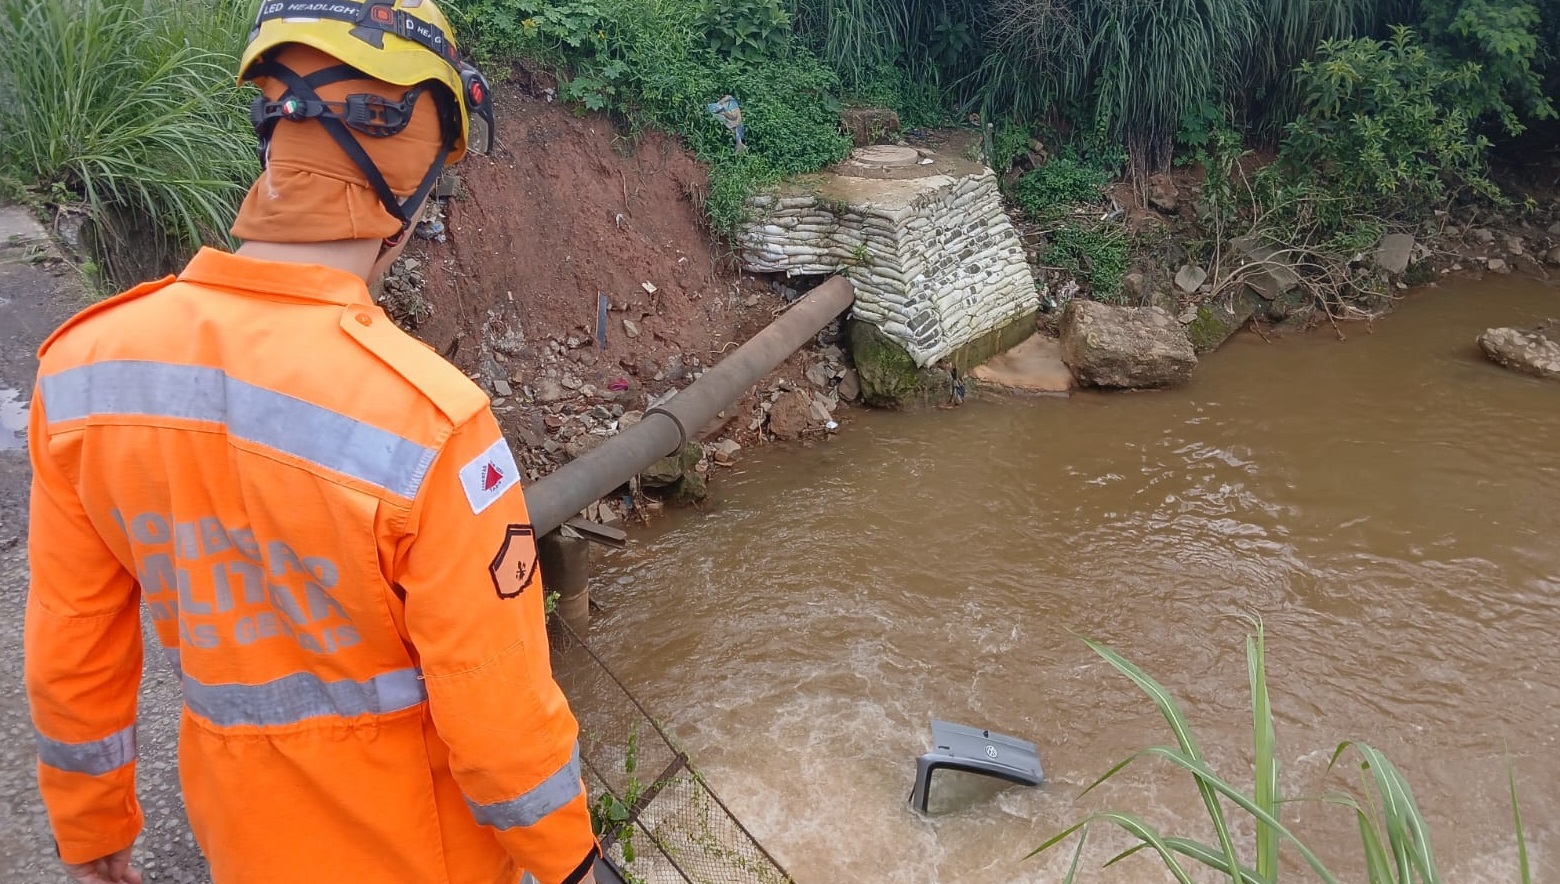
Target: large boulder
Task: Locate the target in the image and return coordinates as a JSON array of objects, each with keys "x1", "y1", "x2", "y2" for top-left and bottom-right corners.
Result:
[
  {"x1": 1060, "y1": 300, "x2": 1198, "y2": 389},
  {"x1": 1478, "y1": 322, "x2": 1560, "y2": 381}
]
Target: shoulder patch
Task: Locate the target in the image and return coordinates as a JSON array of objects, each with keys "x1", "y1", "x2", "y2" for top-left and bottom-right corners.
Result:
[
  {"x1": 489, "y1": 524, "x2": 539, "y2": 599},
  {"x1": 459, "y1": 435, "x2": 521, "y2": 514},
  {"x1": 38, "y1": 275, "x2": 177, "y2": 357},
  {"x1": 340, "y1": 306, "x2": 488, "y2": 426}
]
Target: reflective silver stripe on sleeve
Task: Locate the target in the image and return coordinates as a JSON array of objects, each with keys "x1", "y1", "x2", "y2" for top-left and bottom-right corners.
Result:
[
  {"x1": 34, "y1": 724, "x2": 136, "y2": 776},
  {"x1": 38, "y1": 361, "x2": 436, "y2": 499},
  {"x1": 466, "y1": 745, "x2": 584, "y2": 830},
  {"x1": 182, "y1": 668, "x2": 427, "y2": 727}
]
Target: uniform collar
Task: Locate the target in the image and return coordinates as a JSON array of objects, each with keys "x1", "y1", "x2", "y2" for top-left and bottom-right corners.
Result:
[{"x1": 179, "y1": 247, "x2": 375, "y2": 307}]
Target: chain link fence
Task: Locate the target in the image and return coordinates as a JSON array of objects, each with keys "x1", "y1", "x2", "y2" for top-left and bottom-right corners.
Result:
[{"x1": 549, "y1": 621, "x2": 794, "y2": 884}]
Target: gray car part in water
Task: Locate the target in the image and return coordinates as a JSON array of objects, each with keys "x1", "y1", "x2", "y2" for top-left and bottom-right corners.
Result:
[{"x1": 909, "y1": 719, "x2": 1044, "y2": 814}]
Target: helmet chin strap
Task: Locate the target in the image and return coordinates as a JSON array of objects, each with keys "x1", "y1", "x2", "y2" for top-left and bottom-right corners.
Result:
[{"x1": 249, "y1": 59, "x2": 456, "y2": 239}]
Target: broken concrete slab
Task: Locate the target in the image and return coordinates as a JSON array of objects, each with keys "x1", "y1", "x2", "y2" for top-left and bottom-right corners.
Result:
[
  {"x1": 1230, "y1": 235, "x2": 1301, "y2": 300},
  {"x1": 1374, "y1": 233, "x2": 1415, "y2": 275}
]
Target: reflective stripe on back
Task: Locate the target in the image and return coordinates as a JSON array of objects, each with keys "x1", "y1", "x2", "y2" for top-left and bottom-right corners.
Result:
[
  {"x1": 465, "y1": 745, "x2": 583, "y2": 830},
  {"x1": 34, "y1": 724, "x2": 137, "y2": 776},
  {"x1": 183, "y1": 668, "x2": 427, "y2": 727},
  {"x1": 39, "y1": 360, "x2": 435, "y2": 499}
]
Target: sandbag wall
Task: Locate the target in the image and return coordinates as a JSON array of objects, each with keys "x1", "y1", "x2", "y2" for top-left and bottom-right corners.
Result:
[{"x1": 740, "y1": 168, "x2": 1036, "y2": 367}]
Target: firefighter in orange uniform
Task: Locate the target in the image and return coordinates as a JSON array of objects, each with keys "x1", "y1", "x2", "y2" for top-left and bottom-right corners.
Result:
[{"x1": 24, "y1": 2, "x2": 600, "y2": 882}]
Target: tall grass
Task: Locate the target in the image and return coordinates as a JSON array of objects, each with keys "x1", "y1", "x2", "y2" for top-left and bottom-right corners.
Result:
[
  {"x1": 0, "y1": 0, "x2": 255, "y2": 288},
  {"x1": 1032, "y1": 627, "x2": 1533, "y2": 883}
]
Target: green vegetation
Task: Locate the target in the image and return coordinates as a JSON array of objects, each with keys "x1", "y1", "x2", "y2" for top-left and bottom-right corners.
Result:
[
  {"x1": 4, "y1": 0, "x2": 1557, "y2": 302},
  {"x1": 0, "y1": 0, "x2": 254, "y2": 289},
  {"x1": 1032, "y1": 628, "x2": 1531, "y2": 883},
  {"x1": 451, "y1": 0, "x2": 852, "y2": 235},
  {"x1": 1012, "y1": 158, "x2": 1112, "y2": 222},
  {"x1": 1045, "y1": 224, "x2": 1129, "y2": 302},
  {"x1": 590, "y1": 724, "x2": 646, "y2": 864}
]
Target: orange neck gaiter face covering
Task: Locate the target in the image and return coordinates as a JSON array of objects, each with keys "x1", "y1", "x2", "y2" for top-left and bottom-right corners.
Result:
[{"x1": 231, "y1": 45, "x2": 448, "y2": 244}]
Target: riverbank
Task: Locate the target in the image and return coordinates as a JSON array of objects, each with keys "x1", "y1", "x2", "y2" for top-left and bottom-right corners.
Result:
[{"x1": 377, "y1": 86, "x2": 1560, "y2": 523}]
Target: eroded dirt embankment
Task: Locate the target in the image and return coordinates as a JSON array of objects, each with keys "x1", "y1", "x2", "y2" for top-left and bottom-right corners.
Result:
[{"x1": 392, "y1": 83, "x2": 858, "y2": 518}]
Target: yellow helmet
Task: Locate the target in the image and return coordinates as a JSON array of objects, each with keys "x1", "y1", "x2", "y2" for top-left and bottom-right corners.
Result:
[{"x1": 239, "y1": 0, "x2": 493, "y2": 157}]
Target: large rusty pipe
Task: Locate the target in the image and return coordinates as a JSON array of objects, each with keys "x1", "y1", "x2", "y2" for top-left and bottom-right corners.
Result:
[{"x1": 524, "y1": 276, "x2": 855, "y2": 536}]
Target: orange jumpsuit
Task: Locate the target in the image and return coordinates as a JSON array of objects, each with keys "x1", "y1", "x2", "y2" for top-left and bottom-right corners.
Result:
[{"x1": 25, "y1": 248, "x2": 599, "y2": 884}]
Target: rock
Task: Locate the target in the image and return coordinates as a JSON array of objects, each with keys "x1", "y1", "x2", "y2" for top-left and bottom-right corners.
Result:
[
  {"x1": 1058, "y1": 300, "x2": 1198, "y2": 389},
  {"x1": 622, "y1": 319, "x2": 640, "y2": 338},
  {"x1": 1123, "y1": 271, "x2": 1150, "y2": 303},
  {"x1": 711, "y1": 439, "x2": 742, "y2": 465},
  {"x1": 1230, "y1": 235, "x2": 1301, "y2": 300},
  {"x1": 491, "y1": 378, "x2": 512, "y2": 398},
  {"x1": 1506, "y1": 235, "x2": 1526, "y2": 257},
  {"x1": 563, "y1": 434, "x2": 604, "y2": 460},
  {"x1": 1148, "y1": 174, "x2": 1179, "y2": 213},
  {"x1": 1487, "y1": 257, "x2": 1510, "y2": 274},
  {"x1": 805, "y1": 361, "x2": 832, "y2": 387},
  {"x1": 1175, "y1": 264, "x2": 1208, "y2": 295},
  {"x1": 640, "y1": 442, "x2": 701, "y2": 488},
  {"x1": 560, "y1": 375, "x2": 583, "y2": 390},
  {"x1": 809, "y1": 395, "x2": 834, "y2": 422},
  {"x1": 1178, "y1": 308, "x2": 1199, "y2": 324},
  {"x1": 837, "y1": 369, "x2": 861, "y2": 402},
  {"x1": 1548, "y1": 221, "x2": 1560, "y2": 236},
  {"x1": 1184, "y1": 288, "x2": 1263, "y2": 353},
  {"x1": 767, "y1": 390, "x2": 812, "y2": 440},
  {"x1": 847, "y1": 319, "x2": 925, "y2": 408},
  {"x1": 534, "y1": 378, "x2": 565, "y2": 403},
  {"x1": 1545, "y1": 246, "x2": 1560, "y2": 266},
  {"x1": 1478, "y1": 323, "x2": 1560, "y2": 381},
  {"x1": 669, "y1": 470, "x2": 708, "y2": 505},
  {"x1": 1373, "y1": 233, "x2": 1415, "y2": 275},
  {"x1": 1470, "y1": 227, "x2": 1496, "y2": 245}
]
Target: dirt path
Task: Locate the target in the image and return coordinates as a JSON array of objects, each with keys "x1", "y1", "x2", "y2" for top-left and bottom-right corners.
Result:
[{"x1": 0, "y1": 206, "x2": 211, "y2": 883}]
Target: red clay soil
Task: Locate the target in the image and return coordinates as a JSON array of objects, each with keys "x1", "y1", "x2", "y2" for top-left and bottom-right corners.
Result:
[
  {"x1": 409, "y1": 82, "x2": 781, "y2": 383},
  {"x1": 398, "y1": 80, "x2": 829, "y2": 482}
]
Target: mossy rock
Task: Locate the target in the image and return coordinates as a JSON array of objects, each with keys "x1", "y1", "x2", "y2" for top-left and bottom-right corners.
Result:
[
  {"x1": 847, "y1": 319, "x2": 937, "y2": 408},
  {"x1": 668, "y1": 470, "x2": 708, "y2": 505},
  {"x1": 640, "y1": 442, "x2": 701, "y2": 488},
  {"x1": 1184, "y1": 289, "x2": 1262, "y2": 353}
]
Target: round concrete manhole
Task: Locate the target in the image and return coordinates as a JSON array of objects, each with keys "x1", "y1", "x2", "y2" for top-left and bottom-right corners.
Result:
[{"x1": 847, "y1": 145, "x2": 922, "y2": 168}]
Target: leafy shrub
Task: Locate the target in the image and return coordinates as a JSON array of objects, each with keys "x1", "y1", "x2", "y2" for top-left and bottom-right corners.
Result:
[
  {"x1": 1045, "y1": 223, "x2": 1128, "y2": 301},
  {"x1": 1273, "y1": 26, "x2": 1499, "y2": 224},
  {"x1": 0, "y1": 0, "x2": 255, "y2": 288},
  {"x1": 1417, "y1": 0, "x2": 1556, "y2": 134},
  {"x1": 1013, "y1": 158, "x2": 1111, "y2": 221},
  {"x1": 699, "y1": 0, "x2": 791, "y2": 63}
]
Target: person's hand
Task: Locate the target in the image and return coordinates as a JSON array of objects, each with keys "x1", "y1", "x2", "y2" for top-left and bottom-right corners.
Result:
[{"x1": 62, "y1": 847, "x2": 142, "y2": 884}]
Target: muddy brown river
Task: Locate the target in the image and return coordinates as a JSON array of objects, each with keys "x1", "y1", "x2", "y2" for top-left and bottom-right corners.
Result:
[{"x1": 585, "y1": 277, "x2": 1559, "y2": 883}]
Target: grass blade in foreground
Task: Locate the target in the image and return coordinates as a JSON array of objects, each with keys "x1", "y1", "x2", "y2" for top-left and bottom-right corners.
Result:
[
  {"x1": 1248, "y1": 629, "x2": 1280, "y2": 881},
  {"x1": 1510, "y1": 762, "x2": 1530, "y2": 884},
  {"x1": 1080, "y1": 636, "x2": 1245, "y2": 882}
]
